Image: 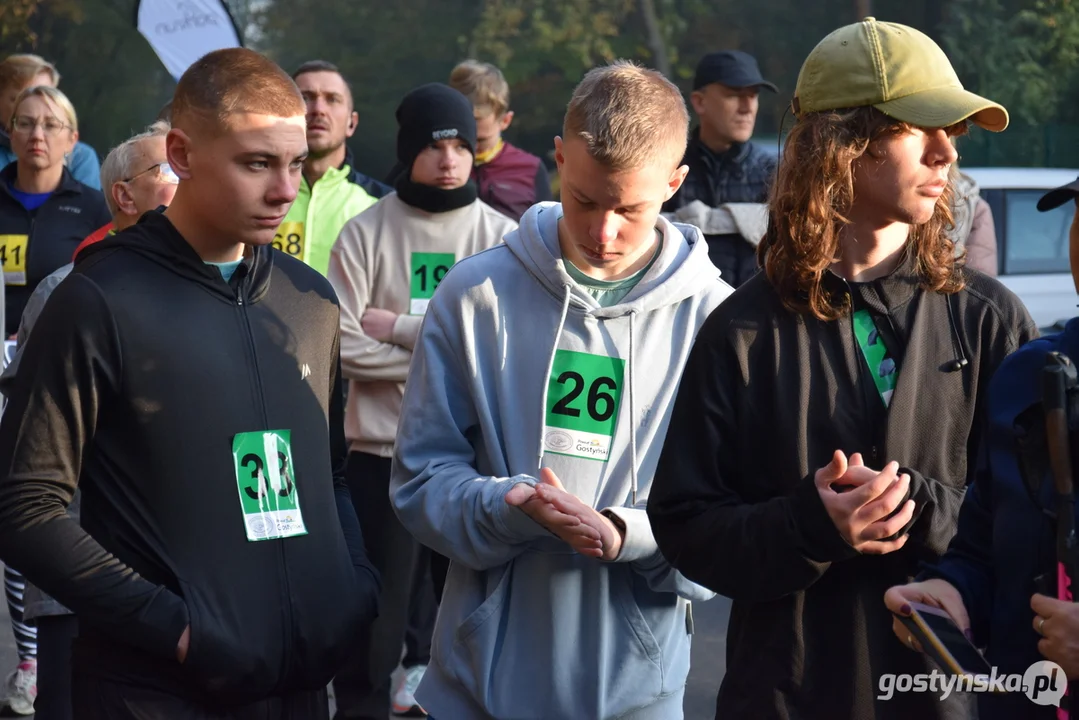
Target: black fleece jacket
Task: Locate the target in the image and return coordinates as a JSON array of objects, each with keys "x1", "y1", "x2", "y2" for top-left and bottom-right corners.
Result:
[
  {"x1": 0, "y1": 162, "x2": 110, "y2": 335},
  {"x1": 649, "y1": 255, "x2": 1038, "y2": 720},
  {"x1": 0, "y1": 211, "x2": 379, "y2": 706}
]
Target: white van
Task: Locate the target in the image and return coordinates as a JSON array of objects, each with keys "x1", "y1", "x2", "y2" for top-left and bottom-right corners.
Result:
[{"x1": 965, "y1": 167, "x2": 1077, "y2": 332}]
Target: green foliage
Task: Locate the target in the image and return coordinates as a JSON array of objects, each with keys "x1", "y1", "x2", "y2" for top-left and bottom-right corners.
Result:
[
  {"x1": 9, "y1": 0, "x2": 1079, "y2": 172},
  {"x1": 940, "y1": 0, "x2": 1079, "y2": 165},
  {"x1": 0, "y1": 0, "x2": 81, "y2": 48}
]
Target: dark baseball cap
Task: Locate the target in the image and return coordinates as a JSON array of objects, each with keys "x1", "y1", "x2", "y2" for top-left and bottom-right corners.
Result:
[
  {"x1": 693, "y1": 51, "x2": 778, "y2": 92},
  {"x1": 1038, "y1": 177, "x2": 1079, "y2": 212}
]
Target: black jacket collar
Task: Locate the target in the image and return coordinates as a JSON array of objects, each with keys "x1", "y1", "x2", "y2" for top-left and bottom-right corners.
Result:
[
  {"x1": 0, "y1": 161, "x2": 84, "y2": 202},
  {"x1": 822, "y1": 246, "x2": 924, "y2": 315},
  {"x1": 83, "y1": 210, "x2": 274, "y2": 305},
  {"x1": 687, "y1": 127, "x2": 752, "y2": 169},
  {"x1": 342, "y1": 147, "x2": 392, "y2": 199}
]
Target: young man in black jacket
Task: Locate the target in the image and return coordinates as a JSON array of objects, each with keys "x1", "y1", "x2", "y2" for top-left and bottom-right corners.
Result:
[
  {"x1": 649, "y1": 19, "x2": 1037, "y2": 720},
  {"x1": 0, "y1": 48, "x2": 380, "y2": 719}
]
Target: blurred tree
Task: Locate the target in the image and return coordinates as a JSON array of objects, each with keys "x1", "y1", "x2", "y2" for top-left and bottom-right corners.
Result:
[
  {"x1": 256, "y1": 0, "x2": 484, "y2": 177},
  {"x1": 941, "y1": 0, "x2": 1079, "y2": 165},
  {"x1": 4, "y1": 0, "x2": 174, "y2": 162},
  {"x1": 0, "y1": 0, "x2": 80, "y2": 48}
]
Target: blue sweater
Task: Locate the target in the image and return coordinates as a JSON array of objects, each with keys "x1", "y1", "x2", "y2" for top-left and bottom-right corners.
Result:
[{"x1": 924, "y1": 317, "x2": 1079, "y2": 720}]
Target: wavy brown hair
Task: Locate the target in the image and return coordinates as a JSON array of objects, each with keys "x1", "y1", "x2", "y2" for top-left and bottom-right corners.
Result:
[{"x1": 758, "y1": 106, "x2": 965, "y2": 321}]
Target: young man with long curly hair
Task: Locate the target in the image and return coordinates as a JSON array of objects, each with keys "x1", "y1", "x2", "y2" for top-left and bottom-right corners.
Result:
[{"x1": 648, "y1": 18, "x2": 1039, "y2": 720}]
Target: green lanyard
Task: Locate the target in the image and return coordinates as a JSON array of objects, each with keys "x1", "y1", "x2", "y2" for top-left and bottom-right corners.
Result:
[{"x1": 852, "y1": 309, "x2": 898, "y2": 408}]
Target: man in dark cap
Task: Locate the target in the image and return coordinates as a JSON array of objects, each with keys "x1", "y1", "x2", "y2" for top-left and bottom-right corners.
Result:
[
  {"x1": 326, "y1": 82, "x2": 517, "y2": 720},
  {"x1": 663, "y1": 50, "x2": 778, "y2": 287}
]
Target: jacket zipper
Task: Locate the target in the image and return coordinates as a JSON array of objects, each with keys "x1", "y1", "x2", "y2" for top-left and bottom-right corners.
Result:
[
  {"x1": 234, "y1": 272, "x2": 295, "y2": 686},
  {"x1": 26, "y1": 216, "x2": 34, "y2": 280},
  {"x1": 21, "y1": 186, "x2": 76, "y2": 282}
]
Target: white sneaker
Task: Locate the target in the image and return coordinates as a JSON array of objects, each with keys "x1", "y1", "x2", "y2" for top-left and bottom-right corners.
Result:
[
  {"x1": 391, "y1": 664, "x2": 427, "y2": 717},
  {"x1": 4, "y1": 658, "x2": 36, "y2": 716}
]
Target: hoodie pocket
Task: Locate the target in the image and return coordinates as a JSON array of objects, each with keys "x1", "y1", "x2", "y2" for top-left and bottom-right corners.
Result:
[
  {"x1": 448, "y1": 562, "x2": 513, "y2": 671},
  {"x1": 445, "y1": 557, "x2": 667, "y2": 718},
  {"x1": 613, "y1": 569, "x2": 663, "y2": 667},
  {"x1": 178, "y1": 579, "x2": 277, "y2": 698}
]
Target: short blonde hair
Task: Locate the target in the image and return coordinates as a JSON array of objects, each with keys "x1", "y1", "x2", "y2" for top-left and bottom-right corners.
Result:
[
  {"x1": 11, "y1": 85, "x2": 77, "y2": 133},
  {"x1": 0, "y1": 54, "x2": 59, "y2": 95},
  {"x1": 563, "y1": 61, "x2": 688, "y2": 171},
  {"x1": 449, "y1": 60, "x2": 510, "y2": 117}
]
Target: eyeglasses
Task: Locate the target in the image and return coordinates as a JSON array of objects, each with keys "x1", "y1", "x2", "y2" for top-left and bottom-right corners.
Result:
[
  {"x1": 11, "y1": 116, "x2": 70, "y2": 136},
  {"x1": 123, "y1": 162, "x2": 179, "y2": 185}
]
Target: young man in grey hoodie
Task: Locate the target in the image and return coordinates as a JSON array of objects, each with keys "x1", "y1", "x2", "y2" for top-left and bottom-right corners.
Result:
[{"x1": 389, "y1": 61, "x2": 732, "y2": 719}]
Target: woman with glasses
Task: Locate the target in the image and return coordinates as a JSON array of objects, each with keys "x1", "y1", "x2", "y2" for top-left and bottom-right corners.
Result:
[
  {"x1": 0, "y1": 84, "x2": 107, "y2": 717},
  {"x1": 0, "y1": 54, "x2": 101, "y2": 190},
  {"x1": 0, "y1": 85, "x2": 109, "y2": 340}
]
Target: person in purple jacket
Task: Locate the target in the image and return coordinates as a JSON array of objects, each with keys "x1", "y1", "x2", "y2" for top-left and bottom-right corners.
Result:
[{"x1": 449, "y1": 60, "x2": 552, "y2": 221}]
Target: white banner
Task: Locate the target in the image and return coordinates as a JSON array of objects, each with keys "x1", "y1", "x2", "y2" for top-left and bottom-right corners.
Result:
[{"x1": 136, "y1": 0, "x2": 243, "y2": 80}]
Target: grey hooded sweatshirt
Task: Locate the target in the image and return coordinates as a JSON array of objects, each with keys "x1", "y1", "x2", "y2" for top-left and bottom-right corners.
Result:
[{"x1": 390, "y1": 202, "x2": 732, "y2": 719}]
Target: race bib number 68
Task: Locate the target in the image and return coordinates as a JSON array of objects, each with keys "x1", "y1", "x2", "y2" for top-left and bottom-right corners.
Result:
[{"x1": 272, "y1": 222, "x2": 305, "y2": 260}]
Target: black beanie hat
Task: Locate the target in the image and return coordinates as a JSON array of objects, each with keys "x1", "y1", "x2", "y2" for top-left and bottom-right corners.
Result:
[{"x1": 396, "y1": 83, "x2": 478, "y2": 170}]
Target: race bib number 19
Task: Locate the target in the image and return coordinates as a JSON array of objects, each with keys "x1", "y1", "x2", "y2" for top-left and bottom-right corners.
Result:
[
  {"x1": 272, "y1": 222, "x2": 305, "y2": 261},
  {"x1": 232, "y1": 430, "x2": 308, "y2": 542},
  {"x1": 543, "y1": 350, "x2": 625, "y2": 462},
  {"x1": 0, "y1": 235, "x2": 28, "y2": 286},
  {"x1": 410, "y1": 252, "x2": 455, "y2": 315}
]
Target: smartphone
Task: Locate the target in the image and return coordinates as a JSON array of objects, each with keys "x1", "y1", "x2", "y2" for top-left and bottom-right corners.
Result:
[{"x1": 896, "y1": 602, "x2": 993, "y2": 677}]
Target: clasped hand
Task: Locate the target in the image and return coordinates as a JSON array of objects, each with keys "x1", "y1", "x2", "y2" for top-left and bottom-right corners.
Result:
[
  {"x1": 815, "y1": 450, "x2": 915, "y2": 554},
  {"x1": 505, "y1": 468, "x2": 624, "y2": 561}
]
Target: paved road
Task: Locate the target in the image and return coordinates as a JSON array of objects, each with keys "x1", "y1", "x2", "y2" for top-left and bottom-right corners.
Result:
[{"x1": 0, "y1": 577, "x2": 731, "y2": 719}]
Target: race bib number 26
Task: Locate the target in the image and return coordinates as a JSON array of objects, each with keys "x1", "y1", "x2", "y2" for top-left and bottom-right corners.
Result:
[
  {"x1": 232, "y1": 430, "x2": 307, "y2": 542},
  {"x1": 543, "y1": 350, "x2": 625, "y2": 462}
]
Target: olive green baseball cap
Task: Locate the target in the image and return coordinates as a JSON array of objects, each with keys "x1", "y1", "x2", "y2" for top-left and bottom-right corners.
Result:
[{"x1": 792, "y1": 17, "x2": 1009, "y2": 132}]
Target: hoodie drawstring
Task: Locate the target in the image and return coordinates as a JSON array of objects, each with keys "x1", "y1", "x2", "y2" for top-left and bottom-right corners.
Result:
[
  {"x1": 537, "y1": 287, "x2": 638, "y2": 509},
  {"x1": 627, "y1": 310, "x2": 639, "y2": 506},
  {"x1": 538, "y1": 284, "x2": 573, "y2": 469}
]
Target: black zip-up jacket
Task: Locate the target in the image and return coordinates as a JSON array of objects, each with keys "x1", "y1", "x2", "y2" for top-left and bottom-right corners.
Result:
[
  {"x1": 662, "y1": 132, "x2": 776, "y2": 287},
  {"x1": 0, "y1": 162, "x2": 110, "y2": 335},
  {"x1": 663, "y1": 130, "x2": 777, "y2": 209},
  {"x1": 0, "y1": 211, "x2": 379, "y2": 707},
  {"x1": 648, "y1": 255, "x2": 1037, "y2": 719}
]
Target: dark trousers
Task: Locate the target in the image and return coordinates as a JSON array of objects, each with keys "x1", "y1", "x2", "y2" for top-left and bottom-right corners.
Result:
[
  {"x1": 333, "y1": 452, "x2": 430, "y2": 719},
  {"x1": 36, "y1": 614, "x2": 78, "y2": 720},
  {"x1": 402, "y1": 545, "x2": 435, "y2": 669},
  {"x1": 72, "y1": 673, "x2": 328, "y2": 720}
]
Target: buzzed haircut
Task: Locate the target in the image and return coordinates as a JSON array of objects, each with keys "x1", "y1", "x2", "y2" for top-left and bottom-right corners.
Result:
[
  {"x1": 292, "y1": 59, "x2": 354, "y2": 108},
  {"x1": 171, "y1": 48, "x2": 304, "y2": 135},
  {"x1": 293, "y1": 59, "x2": 341, "y2": 80},
  {"x1": 563, "y1": 60, "x2": 689, "y2": 171},
  {"x1": 449, "y1": 60, "x2": 511, "y2": 117}
]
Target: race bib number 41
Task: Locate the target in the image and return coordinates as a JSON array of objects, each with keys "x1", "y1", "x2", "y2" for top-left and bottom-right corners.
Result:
[
  {"x1": 232, "y1": 430, "x2": 308, "y2": 542},
  {"x1": 410, "y1": 252, "x2": 454, "y2": 315},
  {"x1": 0, "y1": 235, "x2": 28, "y2": 286},
  {"x1": 543, "y1": 350, "x2": 625, "y2": 462}
]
